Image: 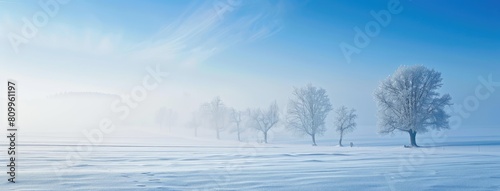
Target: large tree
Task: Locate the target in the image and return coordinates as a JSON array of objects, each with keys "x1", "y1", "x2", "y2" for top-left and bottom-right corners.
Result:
[
  {"x1": 374, "y1": 65, "x2": 452, "y2": 147},
  {"x1": 286, "y1": 84, "x2": 333, "y2": 146},
  {"x1": 249, "y1": 101, "x2": 280, "y2": 144},
  {"x1": 334, "y1": 106, "x2": 357, "y2": 147}
]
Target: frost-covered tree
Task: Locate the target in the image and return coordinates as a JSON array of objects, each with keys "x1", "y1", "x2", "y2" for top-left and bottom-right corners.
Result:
[
  {"x1": 229, "y1": 108, "x2": 245, "y2": 141},
  {"x1": 201, "y1": 96, "x2": 227, "y2": 140},
  {"x1": 334, "y1": 106, "x2": 357, "y2": 147},
  {"x1": 187, "y1": 111, "x2": 202, "y2": 137},
  {"x1": 249, "y1": 101, "x2": 280, "y2": 143},
  {"x1": 155, "y1": 107, "x2": 177, "y2": 133},
  {"x1": 374, "y1": 65, "x2": 452, "y2": 147},
  {"x1": 155, "y1": 107, "x2": 167, "y2": 128},
  {"x1": 286, "y1": 84, "x2": 332, "y2": 146}
]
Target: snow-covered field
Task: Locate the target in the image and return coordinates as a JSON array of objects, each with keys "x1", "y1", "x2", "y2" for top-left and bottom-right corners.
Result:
[{"x1": 2, "y1": 136, "x2": 500, "y2": 191}]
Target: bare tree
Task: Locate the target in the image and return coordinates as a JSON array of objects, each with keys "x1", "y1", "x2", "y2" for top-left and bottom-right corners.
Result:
[
  {"x1": 201, "y1": 96, "x2": 226, "y2": 140},
  {"x1": 249, "y1": 101, "x2": 280, "y2": 143},
  {"x1": 229, "y1": 108, "x2": 245, "y2": 141},
  {"x1": 374, "y1": 65, "x2": 452, "y2": 147},
  {"x1": 286, "y1": 84, "x2": 332, "y2": 146},
  {"x1": 155, "y1": 107, "x2": 177, "y2": 133},
  {"x1": 155, "y1": 107, "x2": 167, "y2": 129},
  {"x1": 334, "y1": 106, "x2": 357, "y2": 147},
  {"x1": 187, "y1": 111, "x2": 202, "y2": 137}
]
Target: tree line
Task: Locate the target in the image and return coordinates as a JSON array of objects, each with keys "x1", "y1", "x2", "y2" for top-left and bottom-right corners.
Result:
[
  {"x1": 161, "y1": 65, "x2": 452, "y2": 147},
  {"x1": 185, "y1": 83, "x2": 357, "y2": 146}
]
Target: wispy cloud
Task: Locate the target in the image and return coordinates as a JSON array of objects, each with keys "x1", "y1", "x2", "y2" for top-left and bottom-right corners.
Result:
[
  {"x1": 130, "y1": 0, "x2": 289, "y2": 67},
  {"x1": 0, "y1": 0, "x2": 291, "y2": 67},
  {"x1": 0, "y1": 0, "x2": 295, "y2": 100}
]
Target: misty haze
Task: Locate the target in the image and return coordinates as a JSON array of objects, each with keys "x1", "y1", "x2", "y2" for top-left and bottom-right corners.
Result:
[{"x1": 0, "y1": 0, "x2": 499, "y2": 190}]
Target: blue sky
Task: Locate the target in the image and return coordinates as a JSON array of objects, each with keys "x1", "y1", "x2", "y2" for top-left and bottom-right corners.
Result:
[{"x1": 0, "y1": 0, "x2": 498, "y2": 137}]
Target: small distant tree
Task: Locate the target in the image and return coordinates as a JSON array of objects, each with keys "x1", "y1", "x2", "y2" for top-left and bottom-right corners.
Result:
[
  {"x1": 286, "y1": 84, "x2": 333, "y2": 146},
  {"x1": 201, "y1": 96, "x2": 227, "y2": 140},
  {"x1": 155, "y1": 107, "x2": 167, "y2": 128},
  {"x1": 334, "y1": 106, "x2": 357, "y2": 147},
  {"x1": 249, "y1": 101, "x2": 280, "y2": 143},
  {"x1": 187, "y1": 111, "x2": 202, "y2": 137},
  {"x1": 374, "y1": 65, "x2": 452, "y2": 147},
  {"x1": 155, "y1": 107, "x2": 177, "y2": 133},
  {"x1": 229, "y1": 108, "x2": 245, "y2": 141}
]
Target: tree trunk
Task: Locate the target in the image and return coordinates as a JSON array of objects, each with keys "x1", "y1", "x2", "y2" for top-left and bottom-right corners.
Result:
[
  {"x1": 216, "y1": 129, "x2": 220, "y2": 140},
  {"x1": 237, "y1": 131, "x2": 241, "y2": 142},
  {"x1": 264, "y1": 132, "x2": 268, "y2": 143},
  {"x1": 339, "y1": 134, "x2": 343, "y2": 147},
  {"x1": 194, "y1": 127, "x2": 198, "y2": 137},
  {"x1": 312, "y1": 134, "x2": 317, "y2": 146},
  {"x1": 409, "y1": 130, "x2": 418, "y2": 147}
]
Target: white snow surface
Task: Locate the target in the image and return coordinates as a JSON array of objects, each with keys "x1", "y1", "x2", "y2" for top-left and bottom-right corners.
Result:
[{"x1": 1, "y1": 135, "x2": 499, "y2": 191}]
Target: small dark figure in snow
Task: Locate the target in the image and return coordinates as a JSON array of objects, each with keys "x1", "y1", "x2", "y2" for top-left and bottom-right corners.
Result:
[{"x1": 350, "y1": 142, "x2": 353, "y2": 147}]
